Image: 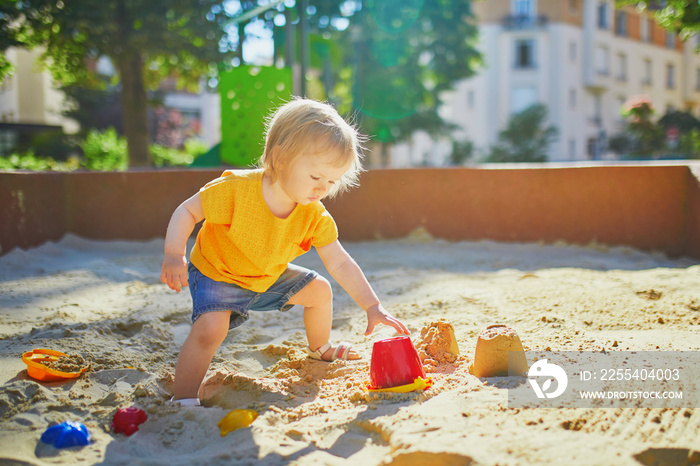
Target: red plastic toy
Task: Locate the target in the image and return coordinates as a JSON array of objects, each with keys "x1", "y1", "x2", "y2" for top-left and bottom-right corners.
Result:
[
  {"x1": 368, "y1": 336, "x2": 427, "y2": 389},
  {"x1": 112, "y1": 407, "x2": 148, "y2": 436}
]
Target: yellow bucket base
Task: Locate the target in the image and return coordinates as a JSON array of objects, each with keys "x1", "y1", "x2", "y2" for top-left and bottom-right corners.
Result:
[{"x1": 366, "y1": 376, "x2": 434, "y2": 393}]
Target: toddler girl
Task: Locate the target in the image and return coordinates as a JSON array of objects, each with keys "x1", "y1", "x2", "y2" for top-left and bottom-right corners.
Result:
[{"x1": 161, "y1": 98, "x2": 409, "y2": 405}]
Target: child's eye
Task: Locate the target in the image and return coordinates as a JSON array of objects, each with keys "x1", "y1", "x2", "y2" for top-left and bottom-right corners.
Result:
[
  {"x1": 310, "y1": 176, "x2": 320, "y2": 181},
  {"x1": 328, "y1": 180, "x2": 336, "y2": 185}
]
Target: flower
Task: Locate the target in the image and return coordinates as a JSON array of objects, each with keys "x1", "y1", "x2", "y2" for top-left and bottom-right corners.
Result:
[{"x1": 621, "y1": 95, "x2": 654, "y2": 119}]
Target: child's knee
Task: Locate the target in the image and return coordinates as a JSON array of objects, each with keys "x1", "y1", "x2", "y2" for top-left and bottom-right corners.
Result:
[
  {"x1": 188, "y1": 313, "x2": 229, "y2": 349},
  {"x1": 309, "y1": 276, "x2": 333, "y2": 303}
]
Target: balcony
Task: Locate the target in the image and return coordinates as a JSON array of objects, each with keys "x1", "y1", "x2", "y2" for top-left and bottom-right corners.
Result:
[{"x1": 501, "y1": 15, "x2": 548, "y2": 30}]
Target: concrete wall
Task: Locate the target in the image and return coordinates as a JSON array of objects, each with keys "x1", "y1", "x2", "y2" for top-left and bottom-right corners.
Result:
[{"x1": 1, "y1": 164, "x2": 699, "y2": 259}]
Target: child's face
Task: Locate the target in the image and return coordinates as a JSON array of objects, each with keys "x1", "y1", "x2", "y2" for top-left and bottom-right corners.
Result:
[{"x1": 280, "y1": 150, "x2": 351, "y2": 205}]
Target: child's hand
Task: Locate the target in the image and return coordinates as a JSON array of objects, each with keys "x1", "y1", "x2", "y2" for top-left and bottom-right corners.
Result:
[
  {"x1": 160, "y1": 254, "x2": 188, "y2": 293},
  {"x1": 364, "y1": 304, "x2": 411, "y2": 336}
]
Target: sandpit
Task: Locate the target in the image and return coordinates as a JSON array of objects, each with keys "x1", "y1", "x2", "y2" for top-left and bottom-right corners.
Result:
[{"x1": 0, "y1": 234, "x2": 699, "y2": 465}]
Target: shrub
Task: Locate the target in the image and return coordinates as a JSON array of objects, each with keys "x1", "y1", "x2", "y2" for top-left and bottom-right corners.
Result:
[
  {"x1": 150, "y1": 144, "x2": 191, "y2": 167},
  {"x1": 151, "y1": 139, "x2": 209, "y2": 167},
  {"x1": 0, "y1": 151, "x2": 79, "y2": 171},
  {"x1": 484, "y1": 104, "x2": 557, "y2": 163},
  {"x1": 449, "y1": 139, "x2": 475, "y2": 165},
  {"x1": 81, "y1": 128, "x2": 128, "y2": 171}
]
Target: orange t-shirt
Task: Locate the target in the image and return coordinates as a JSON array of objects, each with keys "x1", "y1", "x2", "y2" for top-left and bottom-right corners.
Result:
[{"x1": 189, "y1": 169, "x2": 338, "y2": 292}]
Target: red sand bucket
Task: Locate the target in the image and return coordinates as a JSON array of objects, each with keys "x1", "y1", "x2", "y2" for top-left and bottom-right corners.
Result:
[{"x1": 369, "y1": 336, "x2": 426, "y2": 389}]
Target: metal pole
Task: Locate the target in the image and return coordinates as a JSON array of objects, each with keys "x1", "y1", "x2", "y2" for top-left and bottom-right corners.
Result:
[
  {"x1": 285, "y1": 7, "x2": 294, "y2": 68},
  {"x1": 297, "y1": 0, "x2": 308, "y2": 97}
]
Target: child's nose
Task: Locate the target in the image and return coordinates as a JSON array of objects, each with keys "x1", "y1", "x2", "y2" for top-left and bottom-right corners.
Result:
[{"x1": 315, "y1": 182, "x2": 328, "y2": 194}]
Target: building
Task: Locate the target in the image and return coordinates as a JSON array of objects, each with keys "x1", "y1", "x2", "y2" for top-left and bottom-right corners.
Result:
[
  {"x1": 0, "y1": 48, "x2": 79, "y2": 155},
  {"x1": 390, "y1": 0, "x2": 700, "y2": 166}
]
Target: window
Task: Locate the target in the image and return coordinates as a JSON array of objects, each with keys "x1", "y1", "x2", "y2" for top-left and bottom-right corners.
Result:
[
  {"x1": 597, "y1": 2, "x2": 608, "y2": 29},
  {"x1": 515, "y1": 39, "x2": 536, "y2": 68},
  {"x1": 666, "y1": 32, "x2": 676, "y2": 49},
  {"x1": 569, "y1": 139, "x2": 576, "y2": 159},
  {"x1": 569, "y1": 41, "x2": 577, "y2": 61},
  {"x1": 696, "y1": 68, "x2": 700, "y2": 91},
  {"x1": 0, "y1": 130, "x2": 18, "y2": 156},
  {"x1": 616, "y1": 53, "x2": 627, "y2": 81},
  {"x1": 596, "y1": 45, "x2": 610, "y2": 75},
  {"x1": 641, "y1": 17, "x2": 651, "y2": 42},
  {"x1": 667, "y1": 63, "x2": 676, "y2": 89},
  {"x1": 593, "y1": 94, "x2": 602, "y2": 122},
  {"x1": 569, "y1": 89, "x2": 577, "y2": 108},
  {"x1": 643, "y1": 59, "x2": 652, "y2": 86},
  {"x1": 615, "y1": 11, "x2": 627, "y2": 37},
  {"x1": 467, "y1": 90, "x2": 475, "y2": 108},
  {"x1": 513, "y1": 0, "x2": 534, "y2": 17}
]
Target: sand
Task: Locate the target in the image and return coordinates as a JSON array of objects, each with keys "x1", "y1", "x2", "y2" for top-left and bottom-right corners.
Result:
[{"x1": 0, "y1": 231, "x2": 699, "y2": 465}]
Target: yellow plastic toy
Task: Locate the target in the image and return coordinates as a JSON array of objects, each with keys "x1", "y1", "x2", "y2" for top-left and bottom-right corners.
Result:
[
  {"x1": 366, "y1": 376, "x2": 434, "y2": 393},
  {"x1": 218, "y1": 409, "x2": 258, "y2": 437},
  {"x1": 22, "y1": 349, "x2": 88, "y2": 382}
]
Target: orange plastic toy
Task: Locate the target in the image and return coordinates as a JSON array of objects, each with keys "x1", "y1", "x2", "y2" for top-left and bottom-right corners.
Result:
[{"x1": 22, "y1": 349, "x2": 88, "y2": 382}]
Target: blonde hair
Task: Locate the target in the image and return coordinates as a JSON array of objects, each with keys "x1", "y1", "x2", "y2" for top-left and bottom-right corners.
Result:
[{"x1": 259, "y1": 97, "x2": 365, "y2": 198}]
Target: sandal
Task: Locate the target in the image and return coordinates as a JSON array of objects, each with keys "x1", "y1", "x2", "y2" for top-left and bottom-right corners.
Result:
[
  {"x1": 168, "y1": 397, "x2": 202, "y2": 406},
  {"x1": 306, "y1": 341, "x2": 355, "y2": 361}
]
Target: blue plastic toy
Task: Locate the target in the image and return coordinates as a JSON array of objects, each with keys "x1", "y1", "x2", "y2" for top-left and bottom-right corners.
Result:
[{"x1": 40, "y1": 421, "x2": 90, "y2": 448}]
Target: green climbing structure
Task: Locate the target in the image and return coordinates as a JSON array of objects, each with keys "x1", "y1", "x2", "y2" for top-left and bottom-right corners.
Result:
[{"x1": 219, "y1": 66, "x2": 293, "y2": 167}]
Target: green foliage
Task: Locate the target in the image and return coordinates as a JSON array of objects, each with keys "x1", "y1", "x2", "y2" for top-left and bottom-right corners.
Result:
[
  {"x1": 80, "y1": 128, "x2": 128, "y2": 171},
  {"x1": 304, "y1": 0, "x2": 482, "y2": 145},
  {"x1": 619, "y1": 96, "x2": 665, "y2": 157},
  {"x1": 607, "y1": 132, "x2": 635, "y2": 156},
  {"x1": 658, "y1": 110, "x2": 700, "y2": 133},
  {"x1": 151, "y1": 139, "x2": 208, "y2": 167},
  {"x1": 611, "y1": 102, "x2": 699, "y2": 159},
  {"x1": 150, "y1": 145, "x2": 191, "y2": 167},
  {"x1": 184, "y1": 138, "x2": 209, "y2": 158},
  {"x1": 29, "y1": 131, "x2": 79, "y2": 161},
  {"x1": 678, "y1": 130, "x2": 700, "y2": 159},
  {"x1": 617, "y1": 1, "x2": 700, "y2": 46},
  {"x1": 449, "y1": 139, "x2": 475, "y2": 165},
  {"x1": 484, "y1": 104, "x2": 558, "y2": 163},
  {"x1": 0, "y1": 1, "x2": 231, "y2": 87},
  {"x1": 0, "y1": 151, "x2": 79, "y2": 171}
]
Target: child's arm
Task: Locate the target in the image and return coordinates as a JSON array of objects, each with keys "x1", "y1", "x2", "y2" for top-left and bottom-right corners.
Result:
[
  {"x1": 317, "y1": 240, "x2": 410, "y2": 336},
  {"x1": 160, "y1": 192, "x2": 205, "y2": 293}
]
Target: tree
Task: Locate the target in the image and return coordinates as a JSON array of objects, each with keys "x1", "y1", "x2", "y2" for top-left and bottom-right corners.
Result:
[
  {"x1": 658, "y1": 109, "x2": 700, "y2": 134},
  {"x1": 617, "y1": 1, "x2": 700, "y2": 46},
  {"x1": 620, "y1": 95, "x2": 665, "y2": 157},
  {"x1": 0, "y1": 1, "x2": 233, "y2": 166},
  {"x1": 484, "y1": 104, "x2": 558, "y2": 163},
  {"x1": 301, "y1": 0, "x2": 481, "y2": 156}
]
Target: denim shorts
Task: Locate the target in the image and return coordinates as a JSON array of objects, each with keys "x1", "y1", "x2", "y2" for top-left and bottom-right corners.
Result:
[{"x1": 187, "y1": 262, "x2": 318, "y2": 330}]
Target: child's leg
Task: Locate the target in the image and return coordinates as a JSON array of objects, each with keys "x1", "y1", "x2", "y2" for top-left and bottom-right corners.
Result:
[
  {"x1": 172, "y1": 310, "x2": 231, "y2": 400},
  {"x1": 287, "y1": 276, "x2": 359, "y2": 360}
]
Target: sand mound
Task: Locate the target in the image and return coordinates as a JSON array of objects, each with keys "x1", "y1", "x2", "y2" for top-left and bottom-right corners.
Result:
[{"x1": 417, "y1": 321, "x2": 461, "y2": 367}]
